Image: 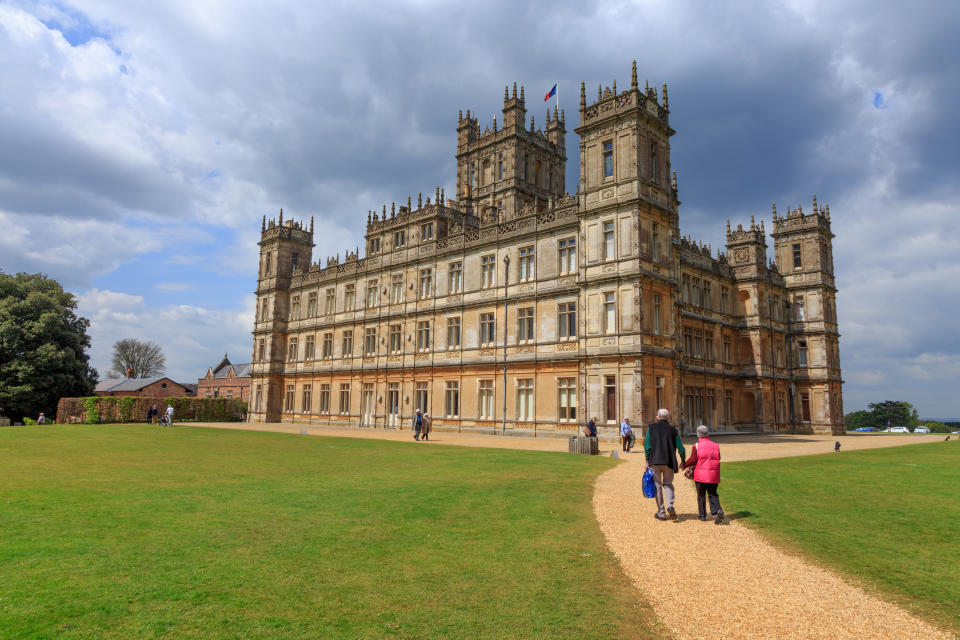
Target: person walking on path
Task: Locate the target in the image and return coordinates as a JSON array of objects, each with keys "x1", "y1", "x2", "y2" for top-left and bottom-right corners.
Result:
[
  {"x1": 620, "y1": 418, "x2": 634, "y2": 452},
  {"x1": 644, "y1": 409, "x2": 685, "y2": 521},
  {"x1": 684, "y1": 425, "x2": 725, "y2": 524},
  {"x1": 421, "y1": 413, "x2": 432, "y2": 441},
  {"x1": 37, "y1": 412, "x2": 46, "y2": 424},
  {"x1": 834, "y1": 440, "x2": 841, "y2": 453},
  {"x1": 147, "y1": 405, "x2": 158, "y2": 425},
  {"x1": 586, "y1": 416, "x2": 598, "y2": 438},
  {"x1": 413, "y1": 409, "x2": 423, "y2": 441},
  {"x1": 165, "y1": 404, "x2": 174, "y2": 427}
]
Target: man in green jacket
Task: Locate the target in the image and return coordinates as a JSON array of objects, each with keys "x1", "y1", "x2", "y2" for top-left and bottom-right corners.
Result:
[{"x1": 645, "y1": 408, "x2": 686, "y2": 520}]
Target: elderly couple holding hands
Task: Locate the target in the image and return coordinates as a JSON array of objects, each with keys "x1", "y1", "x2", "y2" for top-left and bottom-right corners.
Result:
[{"x1": 644, "y1": 409, "x2": 725, "y2": 524}]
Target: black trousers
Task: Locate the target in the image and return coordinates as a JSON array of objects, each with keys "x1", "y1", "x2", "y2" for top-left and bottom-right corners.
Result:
[{"x1": 695, "y1": 481, "x2": 722, "y2": 518}]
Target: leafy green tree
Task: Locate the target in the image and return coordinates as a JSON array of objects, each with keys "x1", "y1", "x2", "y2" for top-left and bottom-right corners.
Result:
[
  {"x1": 844, "y1": 410, "x2": 871, "y2": 430},
  {"x1": 867, "y1": 400, "x2": 917, "y2": 429},
  {"x1": 0, "y1": 272, "x2": 97, "y2": 421},
  {"x1": 921, "y1": 422, "x2": 951, "y2": 434},
  {"x1": 108, "y1": 338, "x2": 166, "y2": 378}
]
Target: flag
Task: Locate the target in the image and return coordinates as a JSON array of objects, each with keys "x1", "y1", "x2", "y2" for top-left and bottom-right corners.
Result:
[{"x1": 544, "y1": 83, "x2": 557, "y2": 102}]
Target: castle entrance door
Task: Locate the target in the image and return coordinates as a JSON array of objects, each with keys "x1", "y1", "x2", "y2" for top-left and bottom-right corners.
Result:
[
  {"x1": 387, "y1": 383, "x2": 400, "y2": 428},
  {"x1": 362, "y1": 383, "x2": 375, "y2": 427}
]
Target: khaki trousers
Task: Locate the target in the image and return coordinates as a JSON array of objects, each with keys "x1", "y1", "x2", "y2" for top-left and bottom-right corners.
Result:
[{"x1": 651, "y1": 465, "x2": 675, "y2": 517}]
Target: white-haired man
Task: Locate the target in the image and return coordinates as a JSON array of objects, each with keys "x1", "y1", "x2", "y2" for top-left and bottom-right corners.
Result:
[{"x1": 644, "y1": 408, "x2": 686, "y2": 521}]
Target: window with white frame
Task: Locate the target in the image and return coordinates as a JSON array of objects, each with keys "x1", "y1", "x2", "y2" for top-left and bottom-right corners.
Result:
[
  {"x1": 419, "y1": 268, "x2": 433, "y2": 299},
  {"x1": 656, "y1": 376, "x2": 665, "y2": 414},
  {"x1": 480, "y1": 312, "x2": 496, "y2": 345},
  {"x1": 319, "y1": 384, "x2": 330, "y2": 414},
  {"x1": 653, "y1": 294, "x2": 661, "y2": 334},
  {"x1": 389, "y1": 324, "x2": 402, "y2": 353},
  {"x1": 257, "y1": 339, "x2": 265, "y2": 362},
  {"x1": 481, "y1": 255, "x2": 496, "y2": 288},
  {"x1": 342, "y1": 330, "x2": 353, "y2": 357},
  {"x1": 446, "y1": 317, "x2": 461, "y2": 349},
  {"x1": 518, "y1": 307, "x2": 534, "y2": 342},
  {"x1": 301, "y1": 384, "x2": 312, "y2": 413},
  {"x1": 364, "y1": 327, "x2": 377, "y2": 355},
  {"x1": 559, "y1": 237, "x2": 577, "y2": 274},
  {"x1": 344, "y1": 284, "x2": 355, "y2": 311},
  {"x1": 417, "y1": 321, "x2": 432, "y2": 351},
  {"x1": 290, "y1": 296, "x2": 301, "y2": 320},
  {"x1": 339, "y1": 383, "x2": 350, "y2": 415},
  {"x1": 602, "y1": 141, "x2": 613, "y2": 178},
  {"x1": 478, "y1": 379, "x2": 494, "y2": 419},
  {"x1": 794, "y1": 295, "x2": 805, "y2": 321},
  {"x1": 287, "y1": 337, "x2": 298, "y2": 362},
  {"x1": 391, "y1": 274, "x2": 404, "y2": 304},
  {"x1": 324, "y1": 288, "x2": 335, "y2": 314},
  {"x1": 603, "y1": 292, "x2": 616, "y2": 334},
  {"x1": 449, "y1": 262, "x2": 463, "y2": 293},
  {"x1": 369, "y1": 237, "x2": 381, "y2": 254},
  {"x1": 603, "y1": 221, "x2": 615, "y2": 260},
  {"x1": 306, "y1": 293, "x2": 317, "y2": 317},
  {"x1": 421, "y1": 222, "x2": 433, "y2": 240},
  {"x1": 394, "y1": 229, "x2": 406, "y2": 248},
  {"x1": 319, "y1": 332, "x2": 331, "y2": 359},
  {"x1": 444, "y1": 381, "x2": 459, "y2": 417},
  {"x1": 558, "y1": 302, "x2": 576, "y2": 340},
  {"x1": 652, "y1": 223, "x2": 661, "y2": 261},
  {"x1": 516, "y1": 379, "x2": 534, "y2": 421},
  {"x1": 558, "y1": 378, "x2": 576, "y2": 421},
  {"x1": 519, "y1": 246, "x2": 534, "y2": 281},
  {"x1": 284, "y1": 384, "x2": 295, "y2": 412},
  {"x1": 793, "y1": 243, "x2": 802, "y2": 269},
  {"x1": 798, "y1": 340, "x2": 808, "y2": 366},
  {"x1": 304, "y1": 335, "x2": 315, "y2": 360},
  {"x1": 415, "y1": 381, "x2": 429, "y2": 414},
  {"x1": 366, "y1": 279, "x2": 379, "y2": 308}
]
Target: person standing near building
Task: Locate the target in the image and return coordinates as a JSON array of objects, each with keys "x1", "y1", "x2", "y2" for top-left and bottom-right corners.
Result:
[
  {"x1": 422, "y1": 413, "x2": 432, "y2": 441},
  {"x1": 620, "y1": 418, "x2": 633, "y2": 452},
  {"x1": 37, "y1": 412, "x2": 46, "y2": 424},
  {"x1": 165, "y1": 404, "x2": 174, "y2": 427},
  {"x1": 644, "y1": 408, "x2": 686, "y2": 521},
  {"x1": 586, "y1": 416, "x2": 598, "y2": 438},
  {"x1": 684, "y1": 425, "x2": 725, "y2": 524},
  {"x1": 413, "y1": 408, "x2": 423, "y2": 441}
]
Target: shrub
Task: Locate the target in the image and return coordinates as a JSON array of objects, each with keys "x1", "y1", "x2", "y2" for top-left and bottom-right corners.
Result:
[
  {"x1": 23, "y1": 417, "x2": 37, "y2": 425},
  {"x1": 57, "y1": 396, "x2": 248, "y2": 424}
]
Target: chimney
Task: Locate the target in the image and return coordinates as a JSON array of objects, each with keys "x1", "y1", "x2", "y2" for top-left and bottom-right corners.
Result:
[{"x1": 126, "y1": 367, "x2": 135, "y2": 379}]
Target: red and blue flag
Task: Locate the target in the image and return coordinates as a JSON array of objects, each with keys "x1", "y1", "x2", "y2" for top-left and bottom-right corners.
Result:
[{"x1": 544, "y1": 83, "x2": 557, "y2": 101}]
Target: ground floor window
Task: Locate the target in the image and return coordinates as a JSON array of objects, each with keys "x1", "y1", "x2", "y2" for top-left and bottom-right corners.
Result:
[
  {"x1": 319, "y1": 384, "x2": 331, "y2": 414},
  {"x1": 339, "y1": 383, "x2": 351, "y2": 415},
  {"x1": 724, "y1": 390, "x2": 734, "y2": 424},
  {"x1": 557, "y1": 377, "x2": 576, "y2": 421},
  {"x1": 517, "y1": 379, "x2": 534, "y2": 421},
  {"x1": 415, "y1": 382, "x2": 429, "y2": 414},
  {"x1": 445, "y1": 381, "x2": 460, "y2": 418},
  {"x1": 254, "y1": 385, "x2": 262, "y2": 412},
  {"x1": 284, "y1": 384, "x2": 295, "y2": 412},
  {"x1": 478, "y1": 379, "x2": 494, "y2": 419},
  {"x1": 604, "y1": 376, "x2": 617, "y2": 423},
  {"x1": 301, "y1": 384, "x2": 312, "y2": 413},
  {"x1": 801, "y1": 392, "x2": 811, "y2": 422}
]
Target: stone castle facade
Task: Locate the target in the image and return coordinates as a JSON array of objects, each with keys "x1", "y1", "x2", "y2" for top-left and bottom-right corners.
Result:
[{"x1": 248, "y1": 62, "x2": 843, "y2": 435}]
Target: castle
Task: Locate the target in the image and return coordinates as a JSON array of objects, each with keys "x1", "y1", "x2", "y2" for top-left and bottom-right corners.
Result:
[{"x1": 248, "y1": 62, "x2": 843, "y2": 435}]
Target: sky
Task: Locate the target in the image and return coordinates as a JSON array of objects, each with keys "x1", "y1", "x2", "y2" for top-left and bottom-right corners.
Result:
[{"x1": 1, "y1": 0, "x2": 958, "y2": 417}]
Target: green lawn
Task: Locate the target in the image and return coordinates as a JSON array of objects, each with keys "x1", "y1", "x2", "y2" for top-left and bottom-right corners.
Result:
[
  {"x1": 722, "y1": 441, "x2": 960, "y2": 633},
  {"x1": 0, "y1": 425, "x2": 664, "y2": 640}
]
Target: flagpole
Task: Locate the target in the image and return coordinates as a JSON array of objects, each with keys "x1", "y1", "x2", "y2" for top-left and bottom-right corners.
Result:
[{"x1": 556, "y1": 81, "x2": 559, "y2": 113}]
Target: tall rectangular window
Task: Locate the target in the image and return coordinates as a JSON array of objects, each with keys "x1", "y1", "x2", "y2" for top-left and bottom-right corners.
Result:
[
  {"x1": 287, "y1": 337, "x2": 298, "y2": 362},
  {"x1": 339, "y1": 383, "x2": 350, "y2": 415},
  {"x1": 444, "y1": 381, "x2": 459, "y2": 418},
  {"x1": 794, "y1": 295, "x2": 805, "y2": 321},
  {"x1": 264, "y1": 253, "x2": 272, "y2": 276},
  {"x1": 304, "y1": 335, "x2": 315, "y2": 361},
  {"x1": 389, "y1": 324, "x2": 402, "y2": 353},
  {"x1": 391, "y1": 274, "x2": 404, "y2": 304},
  {"x1": 519, "y1": 246, "x2": 534, "y2": 281},
  {"x1": 559, "y1": 237, "x2": 577, "y2": 274},
  {"x1": 518, "y1": 307, "x2": 534, "y2": 342},
  {"x1": 322, "y1": 332, "x2": 333, "y2": 359},
  {"x1": 516, "y1": 379, "x2": 534, "y2": 421},
  {"x1": 656, "y1": 376, "x2": 665, "y2": 415},
  {"x1": 284, "y1": 384, "x2": 295, "y2": 412},
  {"x1": 342, "y1": 330, "x2": 353, "y2": 357},
  {"x1": 653, "y1": 294, "x2": 661, "y2": 334},
  {"x1": 706, "y1": 332, "x2": 714, "y2": 360},
  {"x1": 480, "y1": 312, "x2": 496, "y2": 345},
  {"x1": 798, "y1": 340, "x2": 808, "y2": 366},
  {"x1": 417, "y1": 321, "x2": 432, "y2": 351},
  {"x1": 602, "y1": 141, "x2": 613, "y2": 178},
  {"x1": 394, "y1": 229, "x2": 406, "y2": 248},
  {"x1": 301, "y1": 384, "x2": 312, "y2": 413},
  {"x1": 421, "y1": 222, "x2": 433, "y2": 240},
  {"x1": 449, "y1": 262, "x2": 463, "y2": 293},
  {"x1": 652, "y1": 223, "x2": 660, "y2": 261},
  {"x1": 603, "y1": 292, "x2": 616, "y2": 334},
  {"x1": 649, "y1": 143, "x2": 658, "y2": 182},
  {"x1": 723, "y1": 337, "x2": 732, "y2": 363},
  {"x1": 366, "y1": 280, "x2": 379, "y2": 308},
  {"x1": 324, "y1": 288, "x2": 335, "y2": 314},
  {"x1": 478, "y1": 380, "x2": 495, "y2": 419},
  {"x1": 446, "y1": 317, "x2": 461, "y2": 349},
  {"x1": 319, "y1": 384, "x2": 330, "y2": 414},
  {"x1": 306, "y1": 292, "x2": 317, "y2": 317},
  {"x1": 558, "y1": 377, "x2": 576, "y2": 421},
  {"x1": 801, "y1": 392, "x2": 811, "y2": 422},
  {"x1": 724, "y1": 390, "x2": 734, "y2": 424},
  {"x1": 364, "y1": 327, "x2": 377, "y2": 355},
  {"x1": 257, "y1": 339, "x2": 265, "y2": 362},
  {"x1": 481, "y1": 255, "x2": 496, "y2": 288},
  {"x1": 419, "y1": 268, "x2": 433, "y2": 299},
  {"x1": 415, "y1": 381, "x2": 429, "y2": 414},
  {"x1": 290, "y1": 296, "x2": 301, "y2": 320},
  {"x1": 497, "y1": 153, "x2": 503, "y2": 180},
  {"x1": 604, "y1": 375, "x2": 617, "y2": 423},
  {"x1": 720, "y1": 286, "x2": 729, "y2": 313},
  {"x1": 603, "y1": 221, "x2": 615, "y2": 260},
  {"x1": 793, "y1": 243, "x2": 802, "y2": 269},
  {"x1": 368, "y1": 237, "x2": 380, "y2": 254},
  {"x1": 558, "y1": 302, "x2": 577, "y2": 340},
  {"x1": 344, "y1": 284, "x2": 355, "y2": 311}
]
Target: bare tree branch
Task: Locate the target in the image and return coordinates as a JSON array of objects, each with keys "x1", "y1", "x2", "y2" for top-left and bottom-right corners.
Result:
[{"x1": 109, "y1": 338, "x2": 166, "y2": 378}]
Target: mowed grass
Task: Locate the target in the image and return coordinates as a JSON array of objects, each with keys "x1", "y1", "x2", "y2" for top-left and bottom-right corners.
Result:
[
  {"x1": 722, "y1": 441, "x2": 960, "y2": 633},
  {"x1": 0, "y1": 425, "x2": 663, "y2": 640}
]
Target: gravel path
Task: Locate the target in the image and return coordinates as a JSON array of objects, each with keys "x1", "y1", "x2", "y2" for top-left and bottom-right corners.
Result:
[{"x1": 593, "y1": 435, "x2": 957, "y2": 640}]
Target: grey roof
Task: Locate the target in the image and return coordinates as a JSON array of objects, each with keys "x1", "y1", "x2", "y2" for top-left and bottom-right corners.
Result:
[
  {"x1": 94, "y1": 378, "x2": 127, "y2": 392},
  {"x1": 212, "y1": 362, "x2": 251, "y2": 378},
  {"x1": 109, "y1": 377, "x2": 175, "y2": 392}
]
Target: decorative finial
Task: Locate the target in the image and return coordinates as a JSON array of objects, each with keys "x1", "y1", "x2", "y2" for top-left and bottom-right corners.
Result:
[
  {"x1": 418, "y1": 192, "x2": 422, "y2": 209},
  {"x1": 278, "y1": 208, "x2": 283, "y2": 223},
  {"x1": 671, "y1": 171, "x2": 678, "y2": 191},
  {"x1": 436, "y1": 186, "x2": 440, "y2": 203},
  {"x1": 580, "y1": 81, "x2": 586, "y2": 107},
  {"x1": 530, "y1": 114, "x2": 535, "y2": 130},
  {"x1": 391, "y1": 202, "x2": 395, "y2": 217},
  {"x1": 512, "y1": 82, "x2": 517, "y2": 99},
  {"x1": 750, "y1": 215, "x2": 755, "y2": 229},
  {"x1": 382, "y1": 204, "x2": 386, "y2": 217},
  {"x1": 560, "y1": 108, "x2": 565, "y2": 123},
  {"x1": 458, "y1": 109, "x2": 462, "y2": 122},
  {"x1": 553, "y1": 105, "x2": 558, "y2": 121},
  {"x1": 310, "y1": 216, "x2": 314, "y2": 233},
  {"x1": 825, "y1": 203, "x2": 830, "y2": 218},
  {"x1": 492, "y1": 115, "x2": 497, "y2": 130},
  {"x1": 598, "y1": 83, "x2": 602, "y2": 100},
  {"x1": 504, "y1": 85, "x2": 509, "y2": 101},
  {"x1": 520, "y1": 85, "x2": 524, "y2": 101},
  {"x1": 261, "y1": 215, "x2": 266, "y2": 231},
  {"x1": 662, "y1": 83, "x2": 668, "y2": 109},
  {"x1": 760, "y1": 220, "x2": 765, "y2": 234},
  {"x1": 726, "y1": 220, "x2": 731, "y2": 235},
  {"x1": 812, "y1": 194, "x2": 818, "y2": 212},
  {"x1": 546, "y1": 108, "x2": 550, "y2": 123},
  {"x1": 440, "y1": 187, "x2": 444, "y2": 204},
  {"x1": 367, "y1": 211, "x2": 371, "y2": 224},
  {"x1": 631, "y1": 60, "x2": 638, "y2": 90},
  {"x1": 407, "y1": 196, "x2": 412, "y2": 211},
  {"x1": 772, "y1": 202, "x2": 777, "y2": 219},
  {"x1": 612, "y1": 79, "x2": 617, "y2": 95}
]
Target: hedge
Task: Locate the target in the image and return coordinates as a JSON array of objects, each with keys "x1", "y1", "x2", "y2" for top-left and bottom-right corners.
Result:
[{"x1": 56, "y1": 396, "x2": 247, "y2": 424}]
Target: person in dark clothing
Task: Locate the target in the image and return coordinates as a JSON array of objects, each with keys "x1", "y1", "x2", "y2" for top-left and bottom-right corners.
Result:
[
  {"x1": 644, "y1": 408, "x2": 686, "y2": 521},
  {"x1": 834, "y1": 440, "x2": 841, "y2": 453},
  {"x1": 147, "y1": 405, "x2": 159, "y2": 424},
  {"x1": 586, "y1": 416, "x2": 598, "y2": 438},
  {"x1": 413, "y1": 409, "x2": 423, "y2": 441}
]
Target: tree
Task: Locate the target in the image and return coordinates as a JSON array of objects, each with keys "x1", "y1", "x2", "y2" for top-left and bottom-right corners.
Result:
[
  {"x1": 867, "y1": 400, "x2": 918, "y2": 429},
  {"x1": 0, "y1": 271, "x2": 97, "y2": 421},
  {"x1": 843, "y1": 410, "x2": 871, "y2": 430},
  {"x1": 108, "y1": 338, "x2": 166, "y2": 379}
]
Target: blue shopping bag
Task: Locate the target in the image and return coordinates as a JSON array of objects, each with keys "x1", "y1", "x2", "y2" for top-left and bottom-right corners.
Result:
[{"x1": 642, "y1": 467, "x2": 656, "y2": 498}]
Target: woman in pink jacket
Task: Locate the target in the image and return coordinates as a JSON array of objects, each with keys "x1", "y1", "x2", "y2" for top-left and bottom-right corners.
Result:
[{"x1": 684, "y1": 425, "x2": 725, "y2": 524}]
